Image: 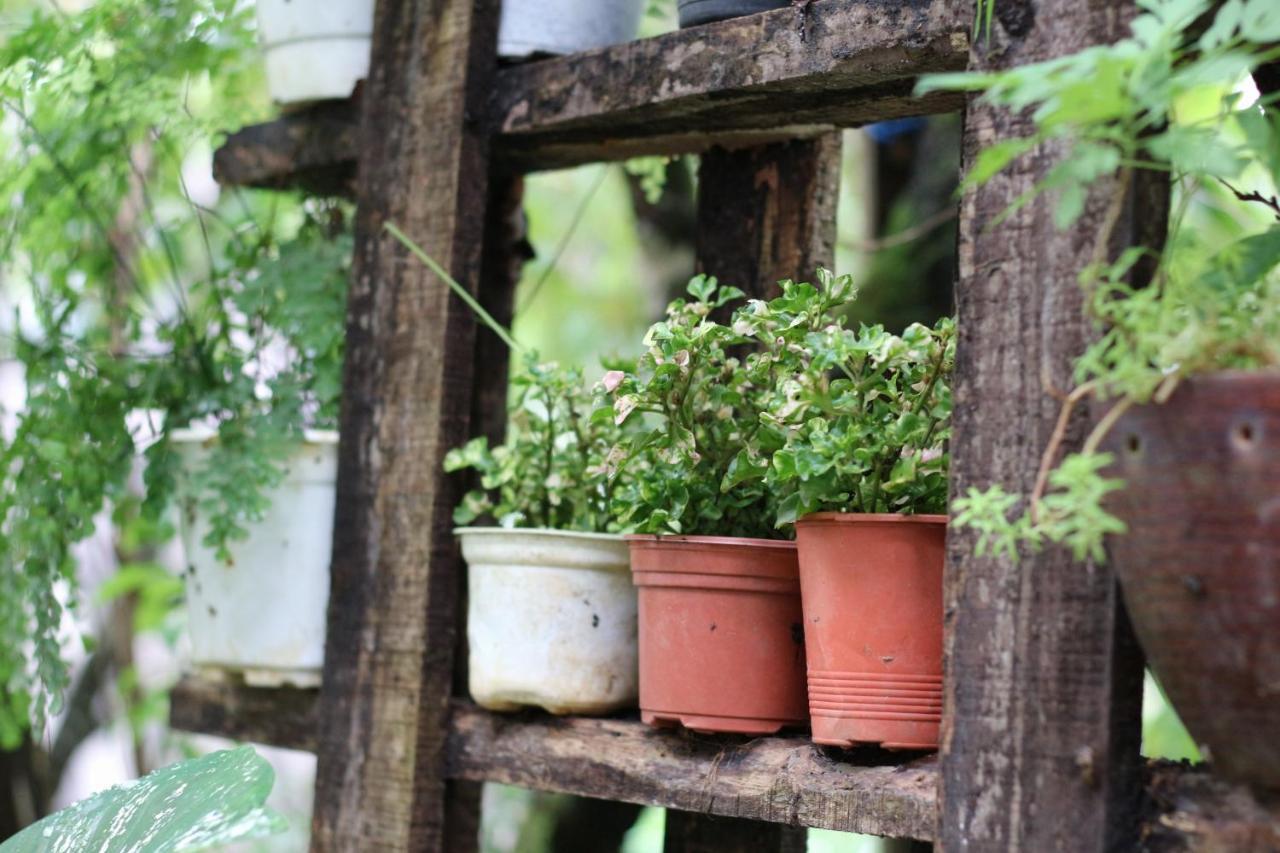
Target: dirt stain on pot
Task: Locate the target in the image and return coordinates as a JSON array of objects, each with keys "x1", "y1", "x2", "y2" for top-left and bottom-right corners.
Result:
[{"x1": 591, "y1": 613, "x2": 600, "y2": 628}]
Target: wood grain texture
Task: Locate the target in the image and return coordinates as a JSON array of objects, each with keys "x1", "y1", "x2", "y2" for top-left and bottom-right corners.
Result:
[
  {"x1": 492, "y1": 0, "x2": 967, "y2": 172},
  {"x1": 169, "y1": 677, "x2": 319, "y2": 753},
  {"x1": 664, "y1": 810, "x2": 808, "y2": 852},
  {"x1": 695, "y1": 134, "x2": 842, "y2": 306},
  {"x1": 940, "y1": 1, "x2": 1158, "y2": 850},
  {"x1": 444, "y1": 702, "x2": 939, "y2": 841},
  {"x1": 209, "y1": 0, "x2": 966, "y2": 190},
  {"x1": 307, "y1": 0, "x2": 504, "y2": 848}
]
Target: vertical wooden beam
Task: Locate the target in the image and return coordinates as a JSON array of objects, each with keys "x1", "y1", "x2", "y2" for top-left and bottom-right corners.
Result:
[
  {"x1": 664, "y1": 811, "x2": 807, "y2": 853},
  {"x1": 941, "y1": 1, "x2": 1159, "y2": 850},
  {"x1": 695, "y1": 134, "x2": 842, "y2": 302},
  {"x1": 676, "y1": 132, "x2": 841, "y2": 852},
  {"x1": 309, "y1": 0, "x2": 503, "y2": 849}
]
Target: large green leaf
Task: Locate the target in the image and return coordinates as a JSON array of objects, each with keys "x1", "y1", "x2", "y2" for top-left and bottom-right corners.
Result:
[{"x1": 2, "y1": 746, "x2": 284, "y2": 852}]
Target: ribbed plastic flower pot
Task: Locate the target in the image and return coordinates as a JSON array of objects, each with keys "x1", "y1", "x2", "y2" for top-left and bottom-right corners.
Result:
[
  {"x1": 794, "y1": 513, "x2": 946, "y2": 750},
  {"x1": 176, "y1": 430, "x2": 337, "y2": 688},
  {"x1": 627, "y1": 535, "x2": 808, "y2": 735},
  {"x1": 676, "y1": 0, "x2": 788, "y2": 28},
  {"x1": 498, "y1": 0, "x2": 644, "y2": 58},
  {"x1": 1103, "y1": 372, "x2": 1280, "y2": 791},
  {"x1": 256, "y1": 0, "x2": 375, "y2": 106},
  {"x1": 459, "y1": 528, "x2": 638, "y2": 715}
]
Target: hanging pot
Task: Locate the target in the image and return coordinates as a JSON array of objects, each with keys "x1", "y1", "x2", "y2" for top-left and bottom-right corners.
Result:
[
  {"x1": 499, "y1": 0, "x2": 644, "y2": 59},
  {"x1": 794, "y1": 513, "x2": 945, "y2": 750},
  {"x1": 1103, "y1": 372, "x2": 1280, "y2": 791},
  {"x1": 628, "y1": 535, "x2": 808, "y2": 735},
  {"x1": 176, "y1": 429, "x2": 337, "y2": 688},
  {"x1": 676, "y1": 0, "x2": 789, "y2": 29},
  {"x1": 459, "y1": 528, "x2": 638, "y2": 715},
  {"x1": 256, "y1": 0, "x2": 374, "y2": 106}
]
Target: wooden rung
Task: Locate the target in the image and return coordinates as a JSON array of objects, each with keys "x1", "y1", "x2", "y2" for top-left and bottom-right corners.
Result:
[
  {"x1": 444, "y1": 700, "x2": 938, "y2": 842},
  {"x1": 492, "y1": 0, "x2": 966, "y2": 171},
  {"x1": 210, "y1": 0, "x2": 966, "y2": 191},
  {"x1": 169, "y1": 676, "x2": 319, "y2": 753}
]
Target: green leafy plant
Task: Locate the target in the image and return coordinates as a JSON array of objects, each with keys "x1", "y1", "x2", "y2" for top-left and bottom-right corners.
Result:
[
  {"x1": 601, "y1": 275, "x2": 784, "y2": 538},
  {"x1": 0, "y1": 0, "x2": 351, "y2": 740},
  {"x1": 1, "y1": 746, "x2": 283, "y2": 852},
  {"x1": 919, "y1": 0, "x2": 1280, "y2": 561},
  {"x1": 445, "y1": 353, "x2": 624, "y2": 532},
  {"x1": 731, "y1": 270, "x2": 955, "y2": 525}
]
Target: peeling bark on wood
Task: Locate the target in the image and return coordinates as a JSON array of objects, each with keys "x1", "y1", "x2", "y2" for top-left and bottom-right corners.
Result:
[
  {"x1": 941, "y1": 2, "x2": 1160, "y2": 850},
  {"x1": 169, "y1": 678, "x2": 319, "y2": 753},
  {"x1": 695, "y1": 133, "x2": 842, "y2": 307},
  {"x1": 444, "y1": 702, "x2": 939, "y2": 841},
  {"x1": 307, "y1": 0, "x2": 504, "y2": 848}
]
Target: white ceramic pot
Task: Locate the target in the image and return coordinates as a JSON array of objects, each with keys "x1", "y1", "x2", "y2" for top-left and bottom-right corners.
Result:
[
  {"x1": 498, "y1": 0, "x2": 644, "y2": 58},
  {"x1": 176, "y1": 429, "x2": 337, "y2": 688},
  {"x1": 256, "y1": 0, "x2": 374, "y2": 106},
  {"x1": 458, "y1": 528, "x2": 638, "y2": 714}
]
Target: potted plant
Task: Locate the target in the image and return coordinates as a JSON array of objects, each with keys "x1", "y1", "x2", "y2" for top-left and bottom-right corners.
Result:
[
  {"x1": 676, "y1": 0, "x2": 787, "y2": 29},
  {"x1": 604, "y1": 276, "x2": 807, "y2": 735},
  {"x1": 160, "y1": 217, "x2": 351, "y2": 689},
  {"x1": 255, "y1": 0, "x2": 375, "y2": 106},
  {"x1": 499, "y1": 0, "x2": 645, "y2": 58},
  {"x1": 920, "y1": 0, "x2": 1280, "y2": 788},
  {"x1": 732, "y1": 270, "x2": 955, "y2": 749},
  {"x1": 446, "y1": 355, "x2": 640, "y2": 715}
]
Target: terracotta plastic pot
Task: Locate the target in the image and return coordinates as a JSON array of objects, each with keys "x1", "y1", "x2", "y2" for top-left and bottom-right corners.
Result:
[
  {"x1": 458, "y1": 528, "x2": 638, "y2": 715},
  {"x1": 1103, "y1": 372, "x2": 1280, "y2": 791},
  {"x1": 794, "y1": 513, "x2": 945, "y2": 750},
  {"x1": 175, "y1": 429, "x2": 336, "y2": 688},
  {"x1": 677, "y1": 0, "x2": 788, "y2": 28},
  {"x1": 627, "y1": 535, "x2": 807, "y2": 735}
]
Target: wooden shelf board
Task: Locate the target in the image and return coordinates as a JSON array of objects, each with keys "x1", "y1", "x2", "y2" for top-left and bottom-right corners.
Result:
[
  {"x1": 168, "y1": 678, "x2": 1280, "y2": 847},
  {"x1": 169, "y1": 676, "x2": 319, "y2": 753},
  {"x1": 210, "y1": 0, "x2": 966, "y2": 189},
  {"x1": 445, "y1": 700, "x2": 939, "y2": 841}
]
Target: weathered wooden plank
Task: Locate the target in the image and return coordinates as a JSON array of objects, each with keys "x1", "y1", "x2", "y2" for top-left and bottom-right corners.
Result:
[
  {"x1": 307, "y1": 0, "x2": 504, "y2": 847},
  {"x1": 212, "y1": 99, "x2": 359, "y2": 196},
  {"x1": 1141, "y1": 762, "x2": 1280, "y2": 852},
  {"x1": 493, "y1": 0, "x2": 967, "y2": 172},
  {"x1": 169, "y1": 677, "x2": 319, "y2": 752},
  {"x1": 444, "y1": 702, "x2": 940, "y2": 841},
  {"x1": 695, "y1": 133, "x2": 842, "y2": 305},
  {"x1": 941, "y1": 1, "x2": 1160, "y2": 850},
  {"x1": 664, "y1": 811, "x2": 808, "y2": 852},
  {"x1": 208, "y1": 0, "x2": 966, "y2": 190}
]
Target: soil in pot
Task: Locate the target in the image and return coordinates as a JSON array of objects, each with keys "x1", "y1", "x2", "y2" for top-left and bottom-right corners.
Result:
[
  {"x1": 794, "y1": 513, "x2": 945, "y2": 750},
  {"x1": 628, "y1": 535, "x2": 808, "y2": 735},
  {"x1": 499, "y1": 0, "x2": 644, "y2": 58},
  {"x1": 459, "y1": 528, "x2": 638, "y2": 715},
  {"x1": 1103, "y1": 372, "x2": 1280, "y2": 792},
  {"x1": 677, "y1": 0, "x2": 789, "y2": 28},
  {"x1": 177, "y1": 430, "x2": 337, "y2": 688}
]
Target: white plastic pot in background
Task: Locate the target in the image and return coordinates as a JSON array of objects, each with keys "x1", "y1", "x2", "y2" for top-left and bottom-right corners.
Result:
[
  {"x1": 176, "y1": 429, "x2": 337, "y2": 688},
  {"x1": 256, "y1": 0, "x2": 375, "y2": 106},
  {"x1": 498, "y1": 0, "x2": 644, "y2": 59},
  {"x1": 459, "y1": 528, "x2": 638, "y2": 714}
]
